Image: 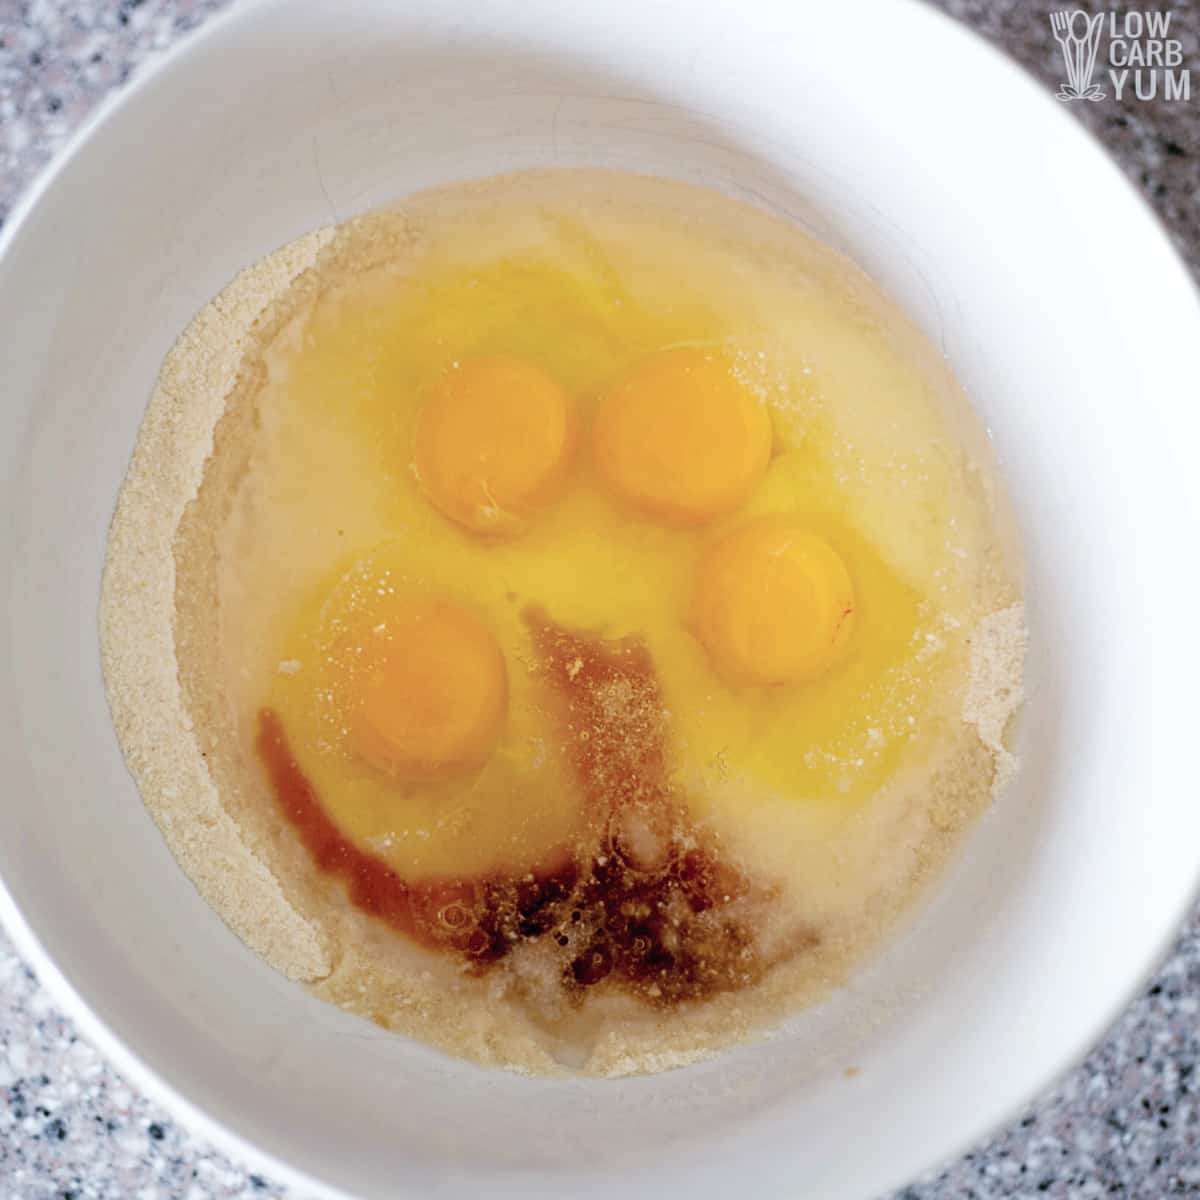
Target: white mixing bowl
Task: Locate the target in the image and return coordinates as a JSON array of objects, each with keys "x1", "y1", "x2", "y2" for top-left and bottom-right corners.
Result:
[{"x1": 2, "y1": 1, "x2": 1199, "y2": 1197}]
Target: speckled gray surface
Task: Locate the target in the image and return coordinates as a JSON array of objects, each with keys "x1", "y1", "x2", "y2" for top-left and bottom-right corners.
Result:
[{"x1": 1, "y1": 1, "x2": 1198, "y2": 1197}]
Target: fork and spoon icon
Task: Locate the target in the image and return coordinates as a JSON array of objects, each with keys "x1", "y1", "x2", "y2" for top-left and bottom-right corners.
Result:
[{"x1": 1050, "y1": 10, "x2": 1107, "y2": 101}]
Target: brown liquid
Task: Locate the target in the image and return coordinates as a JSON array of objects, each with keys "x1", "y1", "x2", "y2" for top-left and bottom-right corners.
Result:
[{"x1": 256, "y1": 609, "x2": 812, "y2": 1005}]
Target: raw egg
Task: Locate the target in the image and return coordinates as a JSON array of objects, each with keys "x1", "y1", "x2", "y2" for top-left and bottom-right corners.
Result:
[
  {"x1": 244, "y1": 174, "x2": 998, "y2": 889},
  {"x1": 690, "y1": 516, "x2": 856, "y2": 687},
  {"x1": 344, "y1": 593, "x2": 508, "y2": 782},
  {"x1": 414, "y1": 355, "x2": 576, "y2": 536},
  {"x1": 592, "y1": 348, "x2": 773, "y2": 526}
]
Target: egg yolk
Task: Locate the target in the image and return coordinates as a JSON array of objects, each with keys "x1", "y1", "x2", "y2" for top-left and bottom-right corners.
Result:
[
  {"x1": 591, "y1": 348, "x2": 773, "y2": 527},
  {"x1": 347, "y1": 596, "x2": 508, "y2": 781},
  {"x1": 691, "y1": 517, "x2": 856, "y2": 687},
  {"x1": 414, "y1": 355, "x2": 577, "y2": 535}
]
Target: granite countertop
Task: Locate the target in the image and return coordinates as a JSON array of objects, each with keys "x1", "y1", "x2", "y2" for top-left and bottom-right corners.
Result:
[{"x1": 1, "y1": 2, "x2": 1198, "y2": 1197}]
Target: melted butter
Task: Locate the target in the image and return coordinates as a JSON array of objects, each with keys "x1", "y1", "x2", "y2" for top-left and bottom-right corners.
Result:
[{"x1": 221, "y1": 172, "x2": 1002, "y2": 885}]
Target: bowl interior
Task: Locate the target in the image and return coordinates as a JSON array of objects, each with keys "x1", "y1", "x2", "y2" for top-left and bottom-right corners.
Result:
[{"x1": 2, "y1": 2, "x2": 1200, "y2": 1198}]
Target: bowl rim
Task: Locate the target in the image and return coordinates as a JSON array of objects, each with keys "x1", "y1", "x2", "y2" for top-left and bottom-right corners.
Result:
[
  {"x1": 1, "y1": 1, "x2": 1199, "y2": 1197},
  {"x1": 0, "y1": 10, "x2": 353, "y2": 1193}
]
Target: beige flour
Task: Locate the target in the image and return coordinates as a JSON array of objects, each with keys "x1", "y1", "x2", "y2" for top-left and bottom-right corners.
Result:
[
  {"x1": 101, "y1": 231, "x2": 334, "y2": 983},
  {"x1": 101, "y1": 172, "x2": 1025, "y2": 1076}
]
